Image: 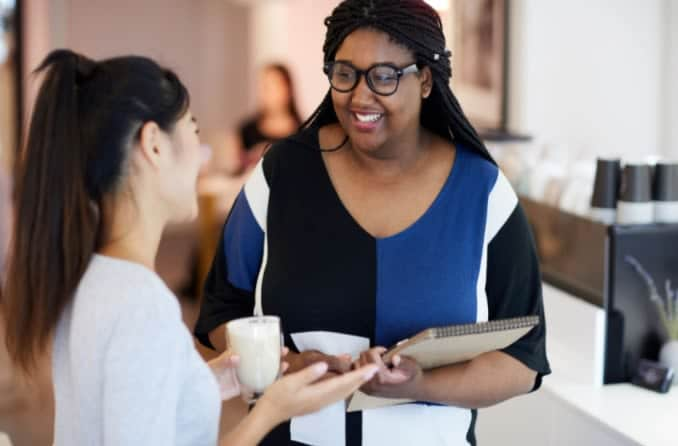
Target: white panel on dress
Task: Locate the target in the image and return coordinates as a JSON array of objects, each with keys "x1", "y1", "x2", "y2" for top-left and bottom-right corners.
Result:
[
  {"x1": 485, "y1": 170, "x2": 518, "y2": 241},
  {"x1": 476, "y1": 170, "x2": 518, "y2": 322},
  {"x1": 475, "y1": 246, "x2": 489, "y2": 323},
  {"x1": 289, "y1": 331, "x2": 370, "y2": 446},
  {"x1": 362, "y1": 404, "x2": 472, "y2": 446},
  {"x1": 290, "y1": 331, "x2": 370, "y2": 358},
  {"x1": 243, "y1": 160, "x2": 270, "y2": 232}
]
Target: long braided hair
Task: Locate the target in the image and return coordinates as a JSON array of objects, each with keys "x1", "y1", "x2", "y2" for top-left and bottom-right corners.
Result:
[{"x1": 301, "y1": 0, "x2": 494, "y2": 163}]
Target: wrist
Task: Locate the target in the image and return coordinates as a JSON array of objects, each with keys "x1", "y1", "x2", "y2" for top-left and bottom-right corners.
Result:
[
  {"x1": 221, "y1": 399, "x2": 280, "y2": 446},
  {"x1": 252, "y1": 395, "x2": 285, "y2": 428},
  {"x1": 403, "y1": 369, "x2": 429, "y2": 401}
]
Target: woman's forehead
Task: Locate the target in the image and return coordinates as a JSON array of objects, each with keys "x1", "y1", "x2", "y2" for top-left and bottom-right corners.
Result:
[{"x1": 335, "y1": 28, "x2": 414, "y2": 65}]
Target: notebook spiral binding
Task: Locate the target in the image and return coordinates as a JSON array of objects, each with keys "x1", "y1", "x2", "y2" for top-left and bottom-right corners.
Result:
[{"x1": 434, "y1": 315, "x2": 540, "y2": 338}]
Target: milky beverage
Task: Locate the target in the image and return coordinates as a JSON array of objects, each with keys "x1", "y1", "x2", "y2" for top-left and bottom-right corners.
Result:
[{"x1": 227, "y1": 316, "x2": 281, "y2": 393}]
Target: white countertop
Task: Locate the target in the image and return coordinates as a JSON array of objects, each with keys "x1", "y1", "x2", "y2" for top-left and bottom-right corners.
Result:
[
  {"x1": 539, "y1": 283, "x2": 678, "y2": 446},
  {"x1": 542, "y1": 374, "x2": 678, "y2": 446}
]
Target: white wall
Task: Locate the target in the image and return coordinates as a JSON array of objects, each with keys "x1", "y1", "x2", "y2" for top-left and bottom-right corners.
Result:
[
  {"x1": 507, "y1": 0, "x2": 667, "y2": 160},
  {"x1": 23, "y1": 0, "x2": 250, "y2": 137},
  {"x1": 666, "y1": 0, "x2": 678, "y2": 158},
  {"x1": 249, "y1": 0, "x2": 288, "y2": 72},
  {"x1": 68, "y1": 0, "x2": 249, "y2": 134},
  {"x1": 246, "y1": 0, "x2": 290, "y2": 113},
  {"x1": 286, "y1": 0, "x2": 338, "y2": 117}
]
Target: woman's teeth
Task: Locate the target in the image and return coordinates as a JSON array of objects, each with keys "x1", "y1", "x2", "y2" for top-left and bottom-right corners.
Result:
[{"x1": 355, "y1": 113, "x2": 382, "y2": 123}]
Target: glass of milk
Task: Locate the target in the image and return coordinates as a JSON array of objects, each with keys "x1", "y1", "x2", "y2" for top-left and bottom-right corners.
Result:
[{"x1": 226, "y1": 316, "x2": 282, "y2": 402}]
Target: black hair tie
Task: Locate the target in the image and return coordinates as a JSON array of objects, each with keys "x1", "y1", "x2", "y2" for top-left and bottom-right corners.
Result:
[{"x1": 75, "y1": 56, "x2": 97, "y2": 86}]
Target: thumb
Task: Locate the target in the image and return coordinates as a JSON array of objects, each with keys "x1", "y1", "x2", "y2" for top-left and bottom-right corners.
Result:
[{"x1": 298, "y1": 364, "x2": 379, "y2": 408}]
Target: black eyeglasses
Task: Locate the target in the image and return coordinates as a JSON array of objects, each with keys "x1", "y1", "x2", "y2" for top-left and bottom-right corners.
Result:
[{"x1": 323, "y1": 61, "x2": 419, "y2": 96}]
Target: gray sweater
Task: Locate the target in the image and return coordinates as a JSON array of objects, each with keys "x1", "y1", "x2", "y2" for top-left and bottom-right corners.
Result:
[{"x1": 53, "y1": 255, "x2": 220, "y2": 445}]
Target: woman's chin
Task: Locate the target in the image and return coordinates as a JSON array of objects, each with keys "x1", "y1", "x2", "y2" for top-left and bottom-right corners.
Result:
[{"x1": 349, "y1": 133, "x2": 387, "y2": 154}]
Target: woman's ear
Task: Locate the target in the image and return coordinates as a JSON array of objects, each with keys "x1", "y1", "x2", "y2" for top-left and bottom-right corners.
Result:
[
  {"x1": 419, "y1": 66, "x2": 433, "y2": 99},
  {"x1": 138, "y1": 121, "x2": 163, "y2": 168}
]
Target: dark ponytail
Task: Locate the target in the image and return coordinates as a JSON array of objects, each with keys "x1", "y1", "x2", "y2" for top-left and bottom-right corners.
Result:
[{"x1": 1, "y1": 49, "x2": 190, "y2": 373}]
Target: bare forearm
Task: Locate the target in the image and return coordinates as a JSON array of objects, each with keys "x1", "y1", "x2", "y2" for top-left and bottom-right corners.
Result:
[
  {"x1": 208, "y1": 325, "x2": 227, "y2": 353},
  {"x1": 219, "y1": 403, "x2": 281, "y2": 446},
  {"x1": 409, "y1": 351, "x2": 536, "y2": 409}
]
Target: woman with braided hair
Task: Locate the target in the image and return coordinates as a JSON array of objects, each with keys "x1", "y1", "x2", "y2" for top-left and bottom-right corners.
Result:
[{"x1": 196, "y1": 1, "x2": 550, "y2": 444}]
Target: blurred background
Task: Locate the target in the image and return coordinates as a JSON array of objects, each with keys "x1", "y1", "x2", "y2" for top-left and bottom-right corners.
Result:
[
  {"x1": 3, "y1": 0, "x2": 673, "y2": 291},
  {"x1": 2, "y1": 0, "x2": 676, "y2": 213},
  {"x1": 1, "y1": 1, "x2": 677, "y2": 445}
]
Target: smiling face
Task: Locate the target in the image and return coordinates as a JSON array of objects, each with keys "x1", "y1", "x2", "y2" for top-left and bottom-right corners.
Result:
[{"x1": 330, "y1": 28, "x2": 432, "y2": 155}]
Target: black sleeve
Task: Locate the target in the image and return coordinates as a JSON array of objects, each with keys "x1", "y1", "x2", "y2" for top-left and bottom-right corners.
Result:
[
  {"x1": 193, "y1": 227, "x2": 256, "y2": 349},
  {"x1": 486, "y1": 203, "x2": 551, "y2": 390}
]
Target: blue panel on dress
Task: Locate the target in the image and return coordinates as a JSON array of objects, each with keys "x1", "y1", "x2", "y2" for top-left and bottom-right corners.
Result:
[
  {"x1": 223, "y1": 190, "x2": 265, "y2": 292},
  {"x1": 374, "y1": 148, "x2": 499, "y2": 347}
]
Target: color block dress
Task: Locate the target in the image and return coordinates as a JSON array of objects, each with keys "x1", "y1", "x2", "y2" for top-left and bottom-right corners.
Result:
[{"x1": 195, "y1": 127, "x2": 550, "y2": 446}]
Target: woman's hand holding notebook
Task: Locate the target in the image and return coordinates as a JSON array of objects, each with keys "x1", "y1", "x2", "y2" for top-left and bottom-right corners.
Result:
[{"x1": 347, "y1": 316, "x2": 540, "y2": 412}]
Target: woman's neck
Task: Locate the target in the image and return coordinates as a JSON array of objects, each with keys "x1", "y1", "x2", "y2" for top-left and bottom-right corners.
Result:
[
  {"x1": 97, "y1": 197, "x2": 166, "y2": 271},
  {"x1": 348, "y1": 127, "x2": 432, "y2": 179}
]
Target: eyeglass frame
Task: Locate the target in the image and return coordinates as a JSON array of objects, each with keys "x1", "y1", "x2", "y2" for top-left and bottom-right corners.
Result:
[{"x1": 323, "y1": 61, "x2": 420, "y2": 97}]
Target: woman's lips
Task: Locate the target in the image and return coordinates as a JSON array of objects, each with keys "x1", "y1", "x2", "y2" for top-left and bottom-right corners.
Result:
[{"x1": 351, "y1": 111, "x2": 383, "y2": 131}]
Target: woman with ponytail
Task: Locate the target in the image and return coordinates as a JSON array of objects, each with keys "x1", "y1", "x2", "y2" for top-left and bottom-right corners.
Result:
[
  {"x1": 1, "y1": 49, "x2": 379, "y2": 446},
  {"x1": 195, "y1": 1, "x2": 551, "y2": 445}
]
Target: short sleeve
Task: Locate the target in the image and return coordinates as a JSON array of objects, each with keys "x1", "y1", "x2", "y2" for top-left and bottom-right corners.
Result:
[{"x1": 485, "y1": 174, "x2": 551, "y2": 390}]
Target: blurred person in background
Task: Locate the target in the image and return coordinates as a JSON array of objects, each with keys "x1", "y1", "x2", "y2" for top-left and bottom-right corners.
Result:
[{"x1": 223, "y1": 64, "x2": 302, "y2": 176}]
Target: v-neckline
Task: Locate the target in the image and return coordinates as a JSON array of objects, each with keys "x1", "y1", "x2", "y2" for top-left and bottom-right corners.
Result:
[{"x1": 313, "y1": 128, "x2": 462, "y2": 241}]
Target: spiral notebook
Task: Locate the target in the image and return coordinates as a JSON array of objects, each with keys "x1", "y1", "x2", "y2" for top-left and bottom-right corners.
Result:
[{"x1": 347, "y1": 316, "x2": 539, "y2": 412}]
